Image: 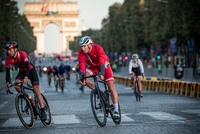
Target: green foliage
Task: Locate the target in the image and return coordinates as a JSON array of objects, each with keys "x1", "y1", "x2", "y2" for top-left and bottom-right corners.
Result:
[
  {"x1": 69, "y1": 0, "x2": 200, "y2": 54},
  {"x1": 0, "y1": 0, "x2": 36, "y2": 56}
]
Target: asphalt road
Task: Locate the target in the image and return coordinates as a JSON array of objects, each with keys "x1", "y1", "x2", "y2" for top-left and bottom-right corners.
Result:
[{"x1": 0, "y1": 69, "x2": 200, "y2": 134}]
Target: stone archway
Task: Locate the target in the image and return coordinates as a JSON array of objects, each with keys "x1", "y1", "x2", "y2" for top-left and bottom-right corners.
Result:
[{"x1": 23, "y1": 0, "x2": 79, "y2": 54}]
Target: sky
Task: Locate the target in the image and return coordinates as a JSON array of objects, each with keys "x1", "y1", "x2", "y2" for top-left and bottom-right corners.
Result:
[
  {"x1": 14, "y1": 0, "x2": 124, "y2": 53},
  {"x1": 15, "y1": 0, "x2": 124, "y2": 30}
]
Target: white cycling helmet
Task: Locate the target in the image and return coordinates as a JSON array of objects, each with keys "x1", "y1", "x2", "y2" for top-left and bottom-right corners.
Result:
[
  {"x1": 79, "y1": 36, "x2": 92, "y2": 46},
  {"x1": 132, "y1": 54, "x2": 139, "y2": 59}
]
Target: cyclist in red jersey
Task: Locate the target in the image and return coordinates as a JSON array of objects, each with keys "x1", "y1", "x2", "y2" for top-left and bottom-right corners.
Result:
[
  {"x1": 78, "y1": 36, "x2": 120, "y2": 118},
  {"x1": 4, "y1": 41, "x2": 47, "y2": 121}
]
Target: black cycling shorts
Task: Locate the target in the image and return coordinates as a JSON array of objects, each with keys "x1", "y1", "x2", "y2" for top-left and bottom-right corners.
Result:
[
  {"x1": 132, "y1": 68, "x2": 141, "y2": 76},
  {"x1": 15, "y1": 67, "x2": 39, "y2": 87}
]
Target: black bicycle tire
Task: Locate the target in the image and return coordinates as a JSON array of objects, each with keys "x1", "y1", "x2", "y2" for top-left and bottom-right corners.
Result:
[
  {"x1": 40, "y1": 93, "x2": 52, "y2": 126},
  {"x1": 15, "y1": 93, "x2": 34, "y2": 129},
  {"x1": 55, "y1": 80, "x2": 58, "y2": 92},
  {"x1": 110, "y1": 102, "x2": 121, "y2": 125},
  {"x1": 62, "y1": 79, "x2": 64, "y2": 92},
  {"x1": 90, "y1": 89, "x2": 107, "y2": 127},
  {"x1": 136, "y1": 80, "x2": 140, "y2": 102},
  {"x1": 135, "y1": 82, "x2": 138, "y2": 101}
]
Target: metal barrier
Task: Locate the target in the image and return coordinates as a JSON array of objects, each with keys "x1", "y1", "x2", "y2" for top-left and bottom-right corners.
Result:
[{"x1": 114, "y1": 75, "x2": 199, "y2": 98}]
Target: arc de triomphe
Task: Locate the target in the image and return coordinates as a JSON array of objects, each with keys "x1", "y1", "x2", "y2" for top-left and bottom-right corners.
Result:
[{"x1": 23, "y1": 0, "x2": 79, "y2": 54}]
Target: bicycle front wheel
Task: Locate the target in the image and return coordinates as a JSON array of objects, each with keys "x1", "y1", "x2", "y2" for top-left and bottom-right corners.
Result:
[
  {"x1": 90, "y1": 89, "x2": 106, "y2": 127},
  {"x1": 135, "y1": 81, "x2": 140, "y2": 102},
  {"x1": 15, "y1": 93, "x2": 34, "y2": 129}
]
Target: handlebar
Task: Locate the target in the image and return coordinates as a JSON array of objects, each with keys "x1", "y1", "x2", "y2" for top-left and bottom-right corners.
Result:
[
  {"x1": 6, "y1": 82, "x2": 32, "y2": 94},
  {"x1": 81, "y1": 71, "x2": 102, "y2": 79}
]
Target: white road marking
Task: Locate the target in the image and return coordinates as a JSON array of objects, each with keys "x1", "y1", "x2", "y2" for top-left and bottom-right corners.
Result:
[
  {"x1": 52, "y1": 115, "x2": 80, "y2": 124},
  {"x1": 107, "y1": 114, "x2": 134, "y2": 122},
  {"x1": 139, "y1": 112, "x2": 186, "y2": 121},
  {"x1": 182, "y1": 109, "x2": 200, "y2": 115},
  {"x1": 3, "y1": 117, "x2": 22, "y2": 127},
  {"x1": 0, "y1": 102, "x2": 8, "y2": 109},
  {"x1": 123, "y1": 87, "x2": 132, "y2": 90}
]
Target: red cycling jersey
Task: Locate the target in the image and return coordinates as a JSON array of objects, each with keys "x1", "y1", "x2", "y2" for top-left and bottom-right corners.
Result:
[
  {"x1": 78, "y1": 44, "x2": 109, "y2": 73},
  {"x1": 6, "y1": 51, "x2": 33, "y2": 72}
]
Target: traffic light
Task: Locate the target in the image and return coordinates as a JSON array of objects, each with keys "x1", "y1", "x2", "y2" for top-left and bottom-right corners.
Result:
[{"x1": 157, "y1": 55, "x2": 161, "y2": 59}]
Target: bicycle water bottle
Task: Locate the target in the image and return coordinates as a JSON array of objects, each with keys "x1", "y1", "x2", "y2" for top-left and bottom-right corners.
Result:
[{"x1": 28, "y1": 95, "x2": 35, "y2": 104}]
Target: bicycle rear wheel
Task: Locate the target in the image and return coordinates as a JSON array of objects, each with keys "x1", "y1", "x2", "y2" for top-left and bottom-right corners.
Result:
[
  {"x1": 15, "y1": 93, "x2": 34, "y2": 129},
  {"x1": 41, "y1": 93, "x2": 52, "y2": 126},
  {"x1": 90, "y1": 89, "x2": 106, "y2": 127}
]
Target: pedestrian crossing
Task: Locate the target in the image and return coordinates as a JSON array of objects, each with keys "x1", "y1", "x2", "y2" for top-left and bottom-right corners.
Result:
[
  {"x1": 2, "y1": 114, "x2": 134, "y2": 127},
  {"x1": 2, "y1": 110, "x2": 197, "y2": 128}
]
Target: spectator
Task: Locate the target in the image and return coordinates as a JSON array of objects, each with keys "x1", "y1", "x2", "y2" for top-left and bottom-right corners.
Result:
[{"x1": 112, "y1": 62, "x2": 117, "y2": 72}]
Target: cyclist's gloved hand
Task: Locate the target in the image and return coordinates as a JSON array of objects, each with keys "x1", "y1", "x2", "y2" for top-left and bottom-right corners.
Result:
[
  {"x1": 79, "y1": 78, "x2": 86, "y2": 86},
  {"x1": 23, "y1": 77, "x2": 29, "y2": 85},
  {"x1": 79, "y1": 74, "x2": 86, "y2": 86}
]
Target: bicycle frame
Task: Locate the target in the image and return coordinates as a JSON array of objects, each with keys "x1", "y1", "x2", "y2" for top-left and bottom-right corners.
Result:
[
  {"x1": 8, "y1": 83, "x2": 41, "y2": 114},
  {"x1": 8, "y1": 82, "x2": 34, "y2": 99},
  {"x1": 85, "y1": 73, "x2": 111, "y2": 111}
]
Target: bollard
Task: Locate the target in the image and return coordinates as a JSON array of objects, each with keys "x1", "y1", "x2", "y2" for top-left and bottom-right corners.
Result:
[
  {"x1": 175, "y1": 82, "x2": 181, "y2": 95},
  {"x1": 197, "y1": 83, "x2": 200, "y2": 98},
  {"x1": 166, "y1": 81, "x2": 172, "y2": 93},
  {"x1": 184, "y1": 82, "x2": 191, "y2": 97},
  {"x1": 142, "y1": 80, "x2": 148, "y2": 91},
  {"x1": 190, "y1": 83, "x2": 196, "y2": 98},
  {"x1": 162, "y1": 81, "x2": 167, "y2": 93},
  {"x1": 149, "y1": 77, "x2": 157, "y2": 91},
  {"x1": 159, "y1": 81, "x2": 163, "y2": 92},
  {"x1": 155, "y1": 81, "x2": 160, "y2": 92},
  {"x1": 179, "y1": 81, "x2": 186, "y2": 96},
  {"x1": 171, "y1": 81, "x2": 176, "y2": 94}
]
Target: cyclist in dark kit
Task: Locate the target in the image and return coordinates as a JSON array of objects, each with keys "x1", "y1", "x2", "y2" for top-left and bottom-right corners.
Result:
[{"x1": 4, "y1": 41, "x2": 47, "y2": 121}]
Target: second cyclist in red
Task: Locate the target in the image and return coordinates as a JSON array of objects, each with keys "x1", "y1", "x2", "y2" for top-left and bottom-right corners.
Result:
[{"x1": 78, "y1": 36, "x2": 120, "y2": 118}]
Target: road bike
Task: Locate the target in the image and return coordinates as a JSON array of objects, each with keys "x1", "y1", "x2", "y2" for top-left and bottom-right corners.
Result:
[
  {"x1": 82, "y1": 71, "x2": 121, "y2": 127},
  {"x1": 7, "y1": 82, "x2": 52, "y2": 129}
]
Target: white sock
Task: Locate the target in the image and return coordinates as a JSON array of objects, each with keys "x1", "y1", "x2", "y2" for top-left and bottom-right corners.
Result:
[{"x1": 114, "y1": 103, "x2": 118, "y2": 112}]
